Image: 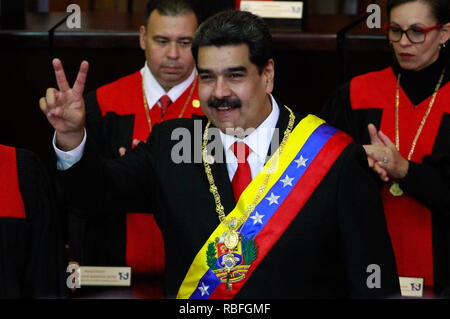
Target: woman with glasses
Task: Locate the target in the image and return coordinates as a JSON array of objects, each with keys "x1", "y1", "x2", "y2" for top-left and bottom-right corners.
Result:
[{"x1": 320, "y1": 0, "x2": 450, "y2": 298}]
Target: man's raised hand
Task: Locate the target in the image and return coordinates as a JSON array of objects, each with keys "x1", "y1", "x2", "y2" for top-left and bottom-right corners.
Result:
[{"x1": 40, "y1": 59, "x2": 89, "y2": 151}]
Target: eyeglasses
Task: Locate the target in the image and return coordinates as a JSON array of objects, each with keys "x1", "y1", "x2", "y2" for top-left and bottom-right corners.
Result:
[{"x1": 382, "y1": 24, "x2": 443, "y2": 44}]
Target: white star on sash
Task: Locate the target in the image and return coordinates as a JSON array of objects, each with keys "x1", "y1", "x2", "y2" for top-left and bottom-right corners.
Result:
[
  {"x1": 250, "y1": 212, "x2": 264, "y2": 225},
  {"x1": 199, "y1": 282, "x2": 210, "y2": 296},
  {"x1": 266, "y1": 192, "x2": 280, "y2": 206},
  {"x1": 280, "y1": 175, "x2": 294, "y2": 187},
  {"x1": 295, "y1": 155, "x2": 308, "y2": 168}
]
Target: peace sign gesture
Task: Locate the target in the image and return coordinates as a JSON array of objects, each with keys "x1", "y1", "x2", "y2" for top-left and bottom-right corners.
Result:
[{"x1": 40, "y1": 58, "x2": 89, "y2": 151}]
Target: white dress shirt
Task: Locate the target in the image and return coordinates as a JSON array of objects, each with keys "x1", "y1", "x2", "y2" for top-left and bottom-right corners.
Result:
[
  {"x1": 55, "y1": 94, "x2": 281, "y2": 181},
  {"x1": 220, "y1": 95, "x2": 279, "y2": 181}
]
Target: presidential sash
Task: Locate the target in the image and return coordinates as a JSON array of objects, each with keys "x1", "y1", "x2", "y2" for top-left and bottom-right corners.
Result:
[{"x1": 177, "y1": 115, "x2": 352, "y2": 299}]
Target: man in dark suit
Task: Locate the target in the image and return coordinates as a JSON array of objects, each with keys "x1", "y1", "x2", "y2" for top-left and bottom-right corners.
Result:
[{"x1": 40, "y1": 10, "x2": 400, "y2": 298}]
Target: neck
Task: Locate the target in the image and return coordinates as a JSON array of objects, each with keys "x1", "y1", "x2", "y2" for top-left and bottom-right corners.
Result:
[{"x1": 393, "y1": 53, "x2": 449, "y2": 105}]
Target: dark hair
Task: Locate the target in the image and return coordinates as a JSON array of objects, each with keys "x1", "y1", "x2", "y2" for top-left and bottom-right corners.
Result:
[
  {"x1": 191, "y1": 10, "x2": 273, "y2": 74},
  {"x1": 387, "y1": 0, "x2": 450, "y2": 24},
  {"x1": 144, "y1": 0, "x2": 200, "y2": 25}
]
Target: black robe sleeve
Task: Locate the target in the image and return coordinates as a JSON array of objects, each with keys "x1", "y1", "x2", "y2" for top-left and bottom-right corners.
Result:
[
  {"x1": 400, "y1": 114, "x2": 450, "y2": 217},
  {"x1": 335, "y1": 143, "x2": 400, "y2": 298},
  {"x1": 56, "y1": 123, "x2": 161, "y2": 216}
]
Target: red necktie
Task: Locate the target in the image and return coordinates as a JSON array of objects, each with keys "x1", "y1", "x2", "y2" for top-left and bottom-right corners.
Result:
[
  {"x1": 231, "y1": 142, "x2": 252, "y2": 202},
  {"x1": 159, "y1": 95, "x2": 172, "y2": 118}
]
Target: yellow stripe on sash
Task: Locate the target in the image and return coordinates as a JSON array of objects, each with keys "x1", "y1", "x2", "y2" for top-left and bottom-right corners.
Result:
[{"x1": 176, "y1": 114, "x2": 325, "y2": 299}]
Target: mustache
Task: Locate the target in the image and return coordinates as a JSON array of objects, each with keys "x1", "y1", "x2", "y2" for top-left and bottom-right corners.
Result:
[{"x1": 207, "y1": 97, "x2": 242, "y2": 109}]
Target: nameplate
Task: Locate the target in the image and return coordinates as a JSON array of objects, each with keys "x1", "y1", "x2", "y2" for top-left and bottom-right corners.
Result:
[
  {"x1": 240, "y1": 1, "x2": 303, "y2": 19},
  {"x1": 399, "y1": 276, "x2": 424, "y2": 297},
  {"x1": 79, "y1": 266, "x2": 132, "y2": 287}
]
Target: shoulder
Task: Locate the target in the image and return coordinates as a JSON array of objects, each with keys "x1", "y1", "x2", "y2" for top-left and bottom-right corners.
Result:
[
  {"x1": 293, "y1": 118, "x2": 366, "y2": 175},
  {"x1": 351, "y1": 67, "x2": 394, "y2": 91},
  {"x1": 146, "y1": 116, "x2": 207, "y2": 141},
  {"x1": 90, "y1": 71, "x2": 143, "y2": 115},
  {"x1": 1, "y1": 146, "x2": 51, "y2": 220},
  {"x1": 349, "y1": 67, "x2": 396, "y2": 108},
  {"x1": 97, "y1": 71, "x2": 142, "y2": 95},
  {"x1": 151, "y1": 116, "x2": 207, "y2": 139},
  {"x1": 14, "y1": 148, "x2": 50, "y2": 191},
  {"x1": 84, "y1": 71, "x2": 141, "y2": 100},
  {"x1": 0, "y1": 145, "x2": 42, "y2": 175}
]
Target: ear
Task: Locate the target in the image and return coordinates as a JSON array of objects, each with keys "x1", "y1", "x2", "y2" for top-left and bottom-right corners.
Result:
[
  {"x1": 139, "y1": 25, "x2": 147, "y2": 51},
  {"x1": 263, "y1": 59, "x2": 275, "y2": 94},
  {"x1": 440, "y1": 22, "x2": 450, "y2": 45}
]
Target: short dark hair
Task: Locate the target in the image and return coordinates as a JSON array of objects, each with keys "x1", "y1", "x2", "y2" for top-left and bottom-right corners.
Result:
[
  {"x1": 387, "y1": 0, "x2": 450, "y2": 24},
  {"x1": 191, "y1": 10, "x2": 273, "y2": 74},
  {"x1": 144, "y1": 0, "x2": 200, "y2": 26}
]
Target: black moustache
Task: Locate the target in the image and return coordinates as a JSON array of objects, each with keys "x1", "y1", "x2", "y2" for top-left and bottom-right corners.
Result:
[{"x1": 208, "y1": 98, "x2": 242, "y2": 109}]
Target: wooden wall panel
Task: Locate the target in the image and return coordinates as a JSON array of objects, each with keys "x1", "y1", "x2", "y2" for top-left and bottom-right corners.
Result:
[{"x1": 49, "y1": 0, "x2": 90, "y2": 11}]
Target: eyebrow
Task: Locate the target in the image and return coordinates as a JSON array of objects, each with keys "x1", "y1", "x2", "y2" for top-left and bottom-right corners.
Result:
[
  {"x1": 197, "y1": 66, "x2": 248, "y2": 74},
  {"x1": 390, "y1": 22, "x2": 427, "y2": 28},
  {"x1": 228, "y1": 66, "x2": 247, "y2": 72},
  {"x1": 152, "y1": 35, "x2": 194, "y2": 41}
]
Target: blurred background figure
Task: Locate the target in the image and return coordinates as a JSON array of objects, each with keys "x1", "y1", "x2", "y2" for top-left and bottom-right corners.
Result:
[{"x1": 0, "y1": 144, "x2": 65, "y2": 298}]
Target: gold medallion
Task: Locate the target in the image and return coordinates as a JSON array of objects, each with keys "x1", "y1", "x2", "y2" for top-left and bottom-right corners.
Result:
[
  {"x1": 390, "y1": 181, "x2": 403, "y2": 197},
  {"x1": 192, "y1": 99, "x2": 200, "y2": 108},
  {"x1": 224, "y1": 230, "x2": 239, "y2": 250}
]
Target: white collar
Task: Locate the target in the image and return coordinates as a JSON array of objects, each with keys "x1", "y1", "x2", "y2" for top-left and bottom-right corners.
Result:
[
  {"x1": 141, "y1": 62, "x2": 196, "y2": 109},
  {"x1": 220, "y1": 95, "x2": 280, "y2": 162}
]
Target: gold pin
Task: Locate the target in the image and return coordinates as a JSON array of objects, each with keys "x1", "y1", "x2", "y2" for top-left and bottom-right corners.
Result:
[{"x1": 192, "y1": 99, "x2": 200, "y2": 108}]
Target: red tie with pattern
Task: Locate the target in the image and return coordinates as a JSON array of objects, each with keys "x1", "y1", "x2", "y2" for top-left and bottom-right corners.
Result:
[
  {"x1": 231, "y1": 142, "x2": 252, "y2": 202},
  {"x1": 159, "y1": 95, "x2": 172, "y2": 118}
]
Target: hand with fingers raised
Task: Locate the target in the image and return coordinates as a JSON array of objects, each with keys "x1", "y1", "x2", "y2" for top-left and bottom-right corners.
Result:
[
  {"x1": 40, "y1": 58, "x2": 89, "y2": 151},
  {"x1": 363, "y1": 123, "x2": 409, "y2": 182}
]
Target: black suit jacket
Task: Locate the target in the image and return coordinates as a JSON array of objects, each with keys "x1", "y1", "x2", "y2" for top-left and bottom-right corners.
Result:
[{"x1": 57, "y1": 103, "x2": 400, "y2": 298}]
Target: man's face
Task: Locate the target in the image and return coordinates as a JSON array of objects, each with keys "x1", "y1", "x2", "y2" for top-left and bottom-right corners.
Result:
[
  {"x1": 197, "y1": 44, "x2": 274, "y2": 135},
  {"x1": 140, "y1": 10, "x2": 198, "y2": 91}
]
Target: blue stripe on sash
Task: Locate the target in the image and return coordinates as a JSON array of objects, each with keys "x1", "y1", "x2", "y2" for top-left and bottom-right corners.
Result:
[{"x1": 239, "y1": 124, "x2": 337, "y2": 239}]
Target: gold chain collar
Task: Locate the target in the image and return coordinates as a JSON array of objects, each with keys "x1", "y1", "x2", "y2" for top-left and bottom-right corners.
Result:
[
  {"x1": 390, "y1": 67, "x2": 446, "y2": 197},
  {"x1": 201, "y1": 105, "x2": 295, "y2": 231},
  {"x1": 201, "y1": 105, "x2": 295, "y2": 290}
]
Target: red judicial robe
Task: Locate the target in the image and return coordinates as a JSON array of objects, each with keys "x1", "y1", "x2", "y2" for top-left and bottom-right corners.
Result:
[
  {"x1": 0, "y1": 145, "x2": 65, "y2": 298},
  {"x1": 320, "y1": 57, "x2": 450, "y2": 297},
  {"x1": 71, "y1": 70, "x2": 203, "y2": 298}
]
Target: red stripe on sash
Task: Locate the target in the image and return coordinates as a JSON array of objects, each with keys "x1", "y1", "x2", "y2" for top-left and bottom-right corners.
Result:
[
  {"x1": 210, "y1": 131, "x2": 352, "y2": 298},
  {"x1": 0, "y1": 145, "x2": 26, "y2": 219}
]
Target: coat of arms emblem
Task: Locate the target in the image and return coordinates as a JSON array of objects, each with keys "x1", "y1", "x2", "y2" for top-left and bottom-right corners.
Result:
[{"x1": 206, "y1": 233, "x2": 258, "y2": 285}]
